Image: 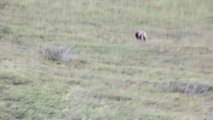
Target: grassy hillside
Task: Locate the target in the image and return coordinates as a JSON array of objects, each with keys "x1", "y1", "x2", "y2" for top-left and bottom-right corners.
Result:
[{"x1": 0, "y1": 0, "x2": 213, "y2": 120}]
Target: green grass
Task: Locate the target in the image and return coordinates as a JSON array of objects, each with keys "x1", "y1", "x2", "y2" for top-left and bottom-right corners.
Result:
[{"x1": 0, "y1": 0, "x2": 213, "y2": 120}]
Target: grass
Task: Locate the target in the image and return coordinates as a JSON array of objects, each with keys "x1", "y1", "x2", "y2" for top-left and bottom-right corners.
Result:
[
  {"x1": 40, "y1": 45, "x2": 76, "y2": 62},
  {"x1": 156, "y1": 80, "x2": 213, "y2": 95},
  {"x1": 0, "y1": 0, "x2": 213, "y2": 120}
]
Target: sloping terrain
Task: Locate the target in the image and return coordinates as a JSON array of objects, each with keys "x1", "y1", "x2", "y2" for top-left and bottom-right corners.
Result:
[{"x1": 0, "y1": 0, "x2": 213, "y2": 120}]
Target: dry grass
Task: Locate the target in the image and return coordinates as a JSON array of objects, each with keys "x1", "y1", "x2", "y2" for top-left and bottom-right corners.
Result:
[
  {"x1": 156, "y1": 80, "x2": 213, "y2": 95},
  {"x1": 0, "y1": 0, "x2": 213, "y2": 120},
  {"x1": 40, "y1": 46, "x2": 76, "y2": 62}
]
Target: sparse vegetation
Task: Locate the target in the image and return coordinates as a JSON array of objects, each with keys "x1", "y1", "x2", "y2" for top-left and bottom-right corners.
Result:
[
  {"x1": 41, "y1": 46, "x2": 76, "y2": 62},
  {"x1": 0, "y1": 0, "x2": 213, "y2": 120},
  {"x1": 156, "y1": 80, "x2": 213, "y2": 95}
]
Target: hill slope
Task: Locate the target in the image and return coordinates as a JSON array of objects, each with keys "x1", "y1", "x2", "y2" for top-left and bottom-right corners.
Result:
[{"x1": 0, "y1": 0, "x2": 213, "y2": 119}]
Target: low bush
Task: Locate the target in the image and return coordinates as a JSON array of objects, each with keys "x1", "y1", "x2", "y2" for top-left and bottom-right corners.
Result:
[
  {"x1": 41, "y1": 46, "x2": 76, "y2": 62},
  {"x1": 156, "y1": 80, "x2": 213, "y2": 95}
]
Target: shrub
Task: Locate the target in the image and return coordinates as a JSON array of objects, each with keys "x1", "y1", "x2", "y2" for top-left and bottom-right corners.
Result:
[
  {"x1": 41, "y1": 46, "x2": 76, "y2": 62},
  {"x1": 156, "y1": 80, "x2": 213, "y2": 95}
]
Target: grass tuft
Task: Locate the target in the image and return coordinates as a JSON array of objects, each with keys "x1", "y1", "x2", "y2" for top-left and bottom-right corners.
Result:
[
  {"x1": 156, "y1": 80, "x2": 213, "y2": 95},
  {"x1": 40, "y1": 45, "x2": 76, "y2": 62}
]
